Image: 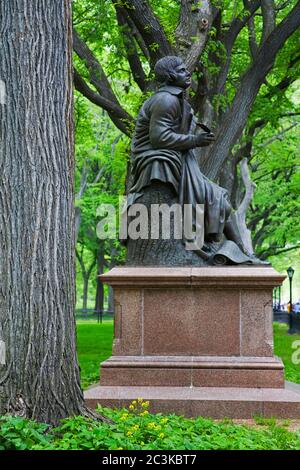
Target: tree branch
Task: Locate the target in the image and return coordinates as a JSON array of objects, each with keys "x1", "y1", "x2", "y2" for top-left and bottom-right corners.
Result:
[
  {"x1": 261, "y1": 0, "x2": 276, "y2": 43},
  {"x1": 113, "y1": 0, "x2": 172, "y2": 65},
  {"x1": 76, "y1": 163, "x2": 88, "y2": 201},
  {"x1": 265, "y1": 52, "x2": 300, "y2": 96},
  {"x1": 73, "y1": 29, "x2": 134, "y2": 134},
  {"x1": 280, "y1": 112, "x2": 300, "y2": 118},
  {"x1": 261, "y1": 242, "x2": 300, "y2": 258},
  {"x1": 75, "y1": 248, "x2": 97, "y2": 278},
  {"x1": 75, "y1": 248, "x2": 86, "y2": 276},
  {"x1": 231, "y1": 0, "x2": 240, "y2": 22},
  {"x1": 247, "y1": 15, "x2": 259, "y2": 59},
  {"x1": 254, "y1": 164, "x2": 300, "y2": 182},
  {"x1": 255, "y1": 122, "x2": 299, "y2": 148},
  {"x1": 73, "y1": 29, "x2": 119, "y2": 103},
  {"x1": 258, "y1": 1, "x2": 300, "y2": 71},
  {"x1": 73, "y1": 69, "x2": 134, "y2": 136},
  {"x1": 176, "y1": 0, "x2": 212, "y2": 72},
  {"x1": 87, "y1": 258, "x2": 97, "y2": 278},
  {"x1": 125, "y1": 14, "x2": 151, "y2": 60},
  {"x1": 202, "y1": 0, "x2": 300, "y2": 180},
  {"x1": 228, "y1": 0, "x2": 262, "y2": 36},
  {"x1": 215, "y1": 0, "x2": 262, "y2": 95},
  {"x1": 115, "y1": 7, "x2": 147, "y2": 91},
  {"x1": 274, "y1": 1, "x2": 291, "y2": 11},
  {"x1": 191, "y1": 63, "x2": 209, "y2": 113},
  {"x1": 233, "y1": 118, "x2": 266, "y2": 164},
  {"x1": 248, "y1": 204, "x2": 276, "y2": 230},
  {"x1": 252, "y1": 216, "x2": 272, "y2": 248}
]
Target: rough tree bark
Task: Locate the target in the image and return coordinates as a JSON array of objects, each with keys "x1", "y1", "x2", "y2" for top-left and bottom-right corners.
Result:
[
  {"x1": 0, "y1": 0, "x2": 100, "y2": 424},
  {"x1": 176, "y1": 0, "x2": 212, "y2": 71},
  {"x1": 114, "y1": 0, "x2": 173, "y2": 66}
]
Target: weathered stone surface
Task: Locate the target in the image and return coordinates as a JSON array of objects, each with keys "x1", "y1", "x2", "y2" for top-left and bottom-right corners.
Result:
[
  {"x1": 100, "y1": 355, "x2": 284, "y2": 388},
  {"x1": 240, "y1": 289, "x2": 274, "y2": 357},
  {"x1": 84, "y1": 384, "x2": 300, "y2": 419},
  {"x1": 143, "y1": 288, "x2": 240, "y2": 356},
  {"x1": 112, "y1": 288, "x2": 142, "y2": 355},
  {"x1": 101, "y1": 267, "x2": 285, "y2": 359},
  {"x1": 100, "y1": 266, "x2": 285, "y2": 288}
]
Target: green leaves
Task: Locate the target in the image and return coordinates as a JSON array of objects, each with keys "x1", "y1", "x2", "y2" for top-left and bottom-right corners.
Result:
[
  {"x1": 0, "y1": 416, "x2": 50, "y2": 450},
  {"x1": 1, "y1": 404, "x2": 300, "y2": 450}
]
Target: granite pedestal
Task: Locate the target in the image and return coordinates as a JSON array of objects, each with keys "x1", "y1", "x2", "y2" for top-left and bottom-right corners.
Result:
[{"x1": 85, "y1": 267, "x2": 300, "y2": 418}]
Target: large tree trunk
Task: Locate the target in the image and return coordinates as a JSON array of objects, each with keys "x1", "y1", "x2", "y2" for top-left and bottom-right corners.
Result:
[{"x1": 0, "y1": 0, "x2": 93, "y2": 424}]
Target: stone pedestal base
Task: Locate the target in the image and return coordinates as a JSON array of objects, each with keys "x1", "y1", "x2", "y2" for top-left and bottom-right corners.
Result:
[
  {"x1": 100, "y1": 355, "x2": 284, "y2": 389},
  {"x1": 84, "y1": 267, "x2": 300, "y2": 418},
  {"x1": 85, "y1": 383, "x2": 300, "y2": 419}
]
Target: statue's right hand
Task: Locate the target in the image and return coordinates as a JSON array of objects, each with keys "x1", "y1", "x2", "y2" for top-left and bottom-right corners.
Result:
[{"x1": 195, "y1": 132, "x2": 215, "y2": 147}]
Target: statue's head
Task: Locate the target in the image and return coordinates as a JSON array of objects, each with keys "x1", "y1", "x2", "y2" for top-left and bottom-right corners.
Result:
[{"x1": 154, "y1": 56, "x2": 191, "y2": 89}]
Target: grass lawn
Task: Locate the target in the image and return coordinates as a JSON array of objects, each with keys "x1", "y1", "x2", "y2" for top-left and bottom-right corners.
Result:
[
  {"x1": 274, "y1": 322, "x2": 300, "y2": 384},
  {"x1": 77, "y1": 320, "x2": 300, "y2": 389},
  {"x1": 77, "y1": 320, "x2": 113, "y2": 389}
]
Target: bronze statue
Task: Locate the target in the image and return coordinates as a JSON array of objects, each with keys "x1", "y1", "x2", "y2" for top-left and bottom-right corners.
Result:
[{"x1": 125, "y1": 56, "x2": 266, "y2": 266}]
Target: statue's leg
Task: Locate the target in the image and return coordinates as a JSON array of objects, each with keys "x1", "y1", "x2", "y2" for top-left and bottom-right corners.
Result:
[{"x1": 224, "y1": 217, "x2": 247, "y2": 253}]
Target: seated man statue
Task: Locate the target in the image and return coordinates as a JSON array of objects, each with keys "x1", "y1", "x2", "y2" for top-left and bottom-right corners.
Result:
[{"x1": 124, "y1": 55, "x2": 265, "y2": 266}]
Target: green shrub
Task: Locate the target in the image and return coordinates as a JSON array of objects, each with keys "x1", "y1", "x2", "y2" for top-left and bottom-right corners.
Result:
[
  {"x1": 34, "y1": 400, "x2": 300, "y2": 450},
  {"x1": 1, "y1": 400, "x2": 300, "y2": 450},
  {"x1": 0, "y1": 416, "x2": 50, "y2": 450}
]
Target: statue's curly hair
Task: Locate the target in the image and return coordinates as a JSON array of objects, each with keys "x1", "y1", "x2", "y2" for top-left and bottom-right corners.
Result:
[{"x1": 154, "y1": 56, "x2": 183, "y2": 83}]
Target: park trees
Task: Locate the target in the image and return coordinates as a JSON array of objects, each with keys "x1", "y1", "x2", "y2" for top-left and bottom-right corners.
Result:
[
  {"x1": 0, "y1": 0, "x2": 98, "y2": 424},
  {"x1": 73, "y1": 0, "x2": 300, "y2": 257},
  {"x1": 74, "y1": 99, "x2": 125, "y2": 310}
]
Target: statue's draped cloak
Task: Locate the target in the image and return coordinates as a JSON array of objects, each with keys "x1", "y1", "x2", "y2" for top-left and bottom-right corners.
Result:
[{"x1": 129, "y1": 85, "x2": 230, "y2": 240}]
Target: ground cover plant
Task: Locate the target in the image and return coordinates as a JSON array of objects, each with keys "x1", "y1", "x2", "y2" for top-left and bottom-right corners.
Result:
[{"x1": 1, "y1": 400, "x2": 300, "y2": 451}]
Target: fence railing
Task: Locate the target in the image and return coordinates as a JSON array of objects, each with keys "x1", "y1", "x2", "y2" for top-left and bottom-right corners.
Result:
[
  {"x1": 273, "y1": 310, "x2": 289, "y2": 324},
  {"x1": 273, "y1": 309, "x2": 300, "y2": 333},
  {"x1": 75, "y1": 308, "x2": 114, "y2": 323},
  {"x1": 75, "y1": 307, "x2": 300, "y2": 329},
  {"x1": 289, "y1": 313, "x2": 300, "y2": 334}
]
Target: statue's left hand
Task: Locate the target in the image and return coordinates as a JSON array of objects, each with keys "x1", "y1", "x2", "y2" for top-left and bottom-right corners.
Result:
[{"x1": 195, "y1": 132, "x2": 215, "y2": 147}]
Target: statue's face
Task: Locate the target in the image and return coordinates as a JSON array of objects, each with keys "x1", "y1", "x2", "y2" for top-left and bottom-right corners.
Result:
[{"x1": 168, "y1": 62, "x2": 191, "y2": 89}]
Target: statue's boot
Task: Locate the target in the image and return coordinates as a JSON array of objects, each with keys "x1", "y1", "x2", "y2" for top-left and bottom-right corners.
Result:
[{"x1": 223, "y1": 219, "x2": 270, "y2": 266}]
